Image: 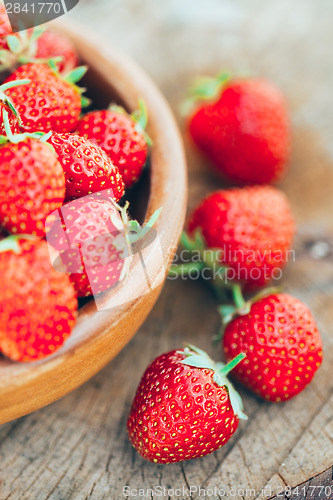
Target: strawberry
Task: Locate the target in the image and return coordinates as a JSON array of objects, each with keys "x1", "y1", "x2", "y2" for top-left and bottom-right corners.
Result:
[
  {"x1": 187, "y1": 73, "x2": 291, "y2": 185},
  {"x1": 127, "y1": 345, "x2": 246, "y2": 463},
  {"x1": 35, "y1": 30, "x2": 79, "y2": 74},
  {"x1": 222, "y1": 293, "x2": 323, "y2": 402},
  {"x1": 0, "y1": 4, "x2": 12, "y2": 50},
  {"x1": 46, "y1": 195, "x2": 161, "y2": 298},
  {"x1": 0, "y1": 236, "x2": 77, "y2": 362},
  {"x1": 3, "y1": 62, "x2": 87, "y2": 133},
  {"x1": 186, "y1": 185, "x2": 295, "y2": 289},
  {"x1": 0, "y1": 121, "x2": 65, "y2": 237},
  {"x1": 46, "y1": 133, "x2": 125, "y2": 202},
  {"x1": 0, "y1": 78, "x2": 31, "y2": 134},
  {"x1": 77, "y1": 100, "x2": 150, "y2": 188},
  {"x1": 0, "y1": 4, "x2": 78, "y2": 74},
  {"x1": 46, "y1": 195, "x2": 126, "y2": 297}
]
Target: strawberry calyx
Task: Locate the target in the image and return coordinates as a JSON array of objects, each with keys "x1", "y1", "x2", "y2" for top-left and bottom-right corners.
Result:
[
  {"x1": 109, "y1": 197, "x2": 162, "y2": 258},
  {"x1": 64, "y1": 65, "x2": 87, "y2": 84},
  {"x1": 109, "y1": 98, "x2": 152, "y2": 146},
  {"x1": 0, "y1": 27, "x2": 63, "y2": 71},
  {"x1": 178, "y1": 344, "x2": 247, "y2": 420},
  {"x1": 0, "y1": 108, "x2": 47, "y2": 144},
  {"x1": 129, "y1": 207, "x2": 162, "y2": 243},
  {"x1": 0, "y1": 234, "x2": 35, "y2": 254},
  {"x1": 0, "y1": 26, "x2": 46, "y2": 71},
  {"x1": 48, "y1": 60, "x2": 91, "y2": 108},
  {"x1": 182, "y1": 71, "x2": 231, "y2": 116},
  {"x1": 106, "y1": 199, "x2": 162, "y2": 284},
  {"x1": 0, "y1": 78, "x2": 30, "y2": 125},
  {"x1": 189, "y1": 71, "x2": 231, "y2": 101},
  {"x1": 168, "y1": 229, "x2": 229, "y2": 299}
]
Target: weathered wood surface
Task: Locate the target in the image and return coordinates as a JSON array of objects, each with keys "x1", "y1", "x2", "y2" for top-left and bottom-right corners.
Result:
[{"x1": 1, "y1": 0, "x2": 333, "y2": 498}]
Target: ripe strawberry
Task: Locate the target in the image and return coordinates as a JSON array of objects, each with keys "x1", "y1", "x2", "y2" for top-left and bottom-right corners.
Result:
[
  {"x1": 0, "y1": 78, "x2": 33, "y2": 134},
  {"x1": 46, "y1": 195, "x2": 127, "y2": 297},
  {"x1": 0, "y1": 4, "x2": 12, "y2": 50},
  {"x1": 0, "y1": 236, "x2": 77, "y2": 362},
  {"x1": 77, "y1": 101, "x2": 150, "y2": 188},
  {"x1": 187, "y1": 185, "x2": 295, "y2": 289},
  {"x1": 47, "y1": 194, "x2": 161, "y2": 298},
  {"x1": 0, "y1": 80, "x2": 26, "y2": 134},
  {"x1": 4, "y1": 62, "x2": 86, "y2": 133},
  {"x1": 0, "y1": 3, "x2": 78, "y2": 74},
  {"x1": 222, "y1": 293, "x2": 323, "y2": 402},
  {"x1": 127, "y1": 345, "x2": 246, "y2": 463},
  {"x1": 0, "y1": 102, "x2": 19, "y2": 133},
  {"x1": 0, "y1": 131, "x2": 65, "y2": 237},
  {"x1": 187, "y1": 74, "x2": 291, "y2": 185},
  {"x1": 46, "y1": 133, "x2": 125, "y2": 201},
  {"x1": 35, "y1": 31, "x2": 79, "y2": 74}
]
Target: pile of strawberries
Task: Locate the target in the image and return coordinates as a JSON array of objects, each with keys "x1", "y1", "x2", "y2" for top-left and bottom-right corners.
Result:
[
  {"x1": 127, "y1": 73, "x2": 324, "y2": 463},
  {"x1": 0, "y1": 8, "x2": 151, "y2": 362}
]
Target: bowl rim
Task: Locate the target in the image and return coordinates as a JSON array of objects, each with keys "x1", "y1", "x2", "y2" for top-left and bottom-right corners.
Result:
[{"x1": 0, "y1": 19, "x2": 187, "y2": 425}]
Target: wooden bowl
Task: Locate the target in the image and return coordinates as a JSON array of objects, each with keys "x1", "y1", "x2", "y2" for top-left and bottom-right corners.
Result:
[{"x1": 0, "y1": 20, "x2": 187, "y2": 425}]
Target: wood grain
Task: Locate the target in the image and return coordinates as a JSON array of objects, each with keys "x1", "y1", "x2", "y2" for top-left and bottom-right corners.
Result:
[{"x1": 1, "y1": 0, "x2": 333, "y2": 498}]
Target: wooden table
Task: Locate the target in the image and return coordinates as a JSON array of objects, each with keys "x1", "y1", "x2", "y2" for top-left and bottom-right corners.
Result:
[{"x1": 1, "y1": 0, "x2": 333, "y2": 498}]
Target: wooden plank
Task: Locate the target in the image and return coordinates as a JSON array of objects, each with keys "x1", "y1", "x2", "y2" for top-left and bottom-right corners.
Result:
[
  {"x1": 257, "y1": 468, "x2": 333, "y2": 500},
  {"x1": 256, "y1": 395, "x2": 333, "y2": 499}
]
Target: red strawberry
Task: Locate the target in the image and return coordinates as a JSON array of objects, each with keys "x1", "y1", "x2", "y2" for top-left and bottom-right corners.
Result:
[
  {"x1": 0, "y1": 102, "x2": 19, "y2": 133},
  {"x1": 0, "y1": 132, "x2": 65, "y2": 237},
  {"x1": 0, "y1": 236, "x2": 77, "y2": 362},
  {"x1": 46, "y1": 195, "x2": 128, "y2": 297},
  {"x1": 222, "y1": 293, "x2": 323, "y2": 402},
  {"x1": 47, "y1": 195, "x2": 161, "y2": 298},
  {"x1": 4, "y1": 62, "x2": 86, "y2": 133},
  {"x1": 0, "y1": 79, "x2": 32, "y2": 134},
  {"x1": 127, "y1": 345, "x2": 246, "y2": 463},
  {"x1": 0, "y1": 4, "x2": 12, "y2": 50},
  {"x1": 46, "y1": 133, "x2": 125, "y2": 202},
  {"x1": 77, "y1": 101, "x2": 150, "y2": 188},
  {"x1": 188, "y1": 74, "x2": 291, "y2": 185},
  {"x1": 0, "y1": 4, "x2": 78, "y2": 74},
  {"x1": 35, "y1": 31, "x2": 79, "y2": 74},
  {"x1": 187, "y1": 186, "x2": 295, "y2": 289}
]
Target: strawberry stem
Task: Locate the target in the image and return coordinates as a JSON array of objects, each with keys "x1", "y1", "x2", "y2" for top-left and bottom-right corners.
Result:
[
  {"x1": 109, "y1": 198, "x2": 161, "y2": 254},
  {"x1": 231, "y1": 283, "x2": 246, "y2": 309},
  {"x1": 219, "y1": 353, "x2": 246, "y2": 377},
  {"x1": 169, "y1": 262, "x2": 204, "y2": 277},
  {"x1": 130, "y1": 207, "x2": 162, "y2": 242}
]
